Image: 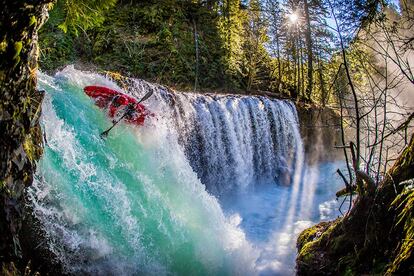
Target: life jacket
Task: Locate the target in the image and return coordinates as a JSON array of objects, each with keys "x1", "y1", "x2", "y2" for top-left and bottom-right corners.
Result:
[{"x1": 108, "y1": 95, "x2": 149, "y2": 125}]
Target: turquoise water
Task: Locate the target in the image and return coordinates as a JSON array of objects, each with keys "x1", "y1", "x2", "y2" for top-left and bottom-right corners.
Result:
[
  {"x1": 30, "y1": 68, "x2": 256, "y2": 275},
  {"x1": 30, "y1": 66, "x2": 345, "y2": 275}
]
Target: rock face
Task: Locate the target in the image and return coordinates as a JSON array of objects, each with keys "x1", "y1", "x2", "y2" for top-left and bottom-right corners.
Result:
[
  {"x1": 0, "y1": 0, "x2": 52, "y2": 265},
  {"x1": 296, "y1": 135, "x2": 414, "y2": 275},
  {"x1": 296, "y1": 104, "x2": 343, "y2": 164}
]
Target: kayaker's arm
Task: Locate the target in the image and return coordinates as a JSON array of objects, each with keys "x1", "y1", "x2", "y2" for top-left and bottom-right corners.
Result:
[{"x1": 124, "y1": 103, "x2": 137, "y2": 119}]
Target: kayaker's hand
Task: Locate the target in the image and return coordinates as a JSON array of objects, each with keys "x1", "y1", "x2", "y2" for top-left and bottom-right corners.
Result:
[{"x1": 127, "y1": 103, "x2": 136, "y2": 111}]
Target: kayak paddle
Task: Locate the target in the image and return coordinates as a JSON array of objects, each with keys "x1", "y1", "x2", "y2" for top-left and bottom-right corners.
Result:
[{"x1": 100, "y1": 90, "x2": 154, "y2": 138}]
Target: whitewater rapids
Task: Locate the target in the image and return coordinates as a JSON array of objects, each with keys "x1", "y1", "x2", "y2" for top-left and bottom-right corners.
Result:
[{"x1": 29, "y1": 66, "x2": 344, "y2": 275}]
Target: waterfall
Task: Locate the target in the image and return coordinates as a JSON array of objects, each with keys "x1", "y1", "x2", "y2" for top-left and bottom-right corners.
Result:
[
  {"x1": 127, "y1": 78, "x2": 303, "y2": 195},
  {"x1": 29, "y1": 66, "x2": 342, "y2": 275}
]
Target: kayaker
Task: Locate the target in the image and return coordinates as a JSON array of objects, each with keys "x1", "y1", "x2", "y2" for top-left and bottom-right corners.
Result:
[{"x1": 108, "y1": 95, "x2": 126, "y2": 117}]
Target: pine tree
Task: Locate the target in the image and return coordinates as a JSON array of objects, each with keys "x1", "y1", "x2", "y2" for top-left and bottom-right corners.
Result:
[
  {"x1": 303, "y1": 0, "x2": 313, "y2": 100},
  {"x1": 265, "y1": 0, "x2": 286, "y2": 92},
  {"x1": 307, "y1": 0, "x2": 332, "y2": 103},
  {"x1": 241, "y1": 0, "x2": 270, "y2": 91},
  {"x1": 218, "y1": 0, "x2": 246, "y2": 89},
  {"x1": 55, "y1": 0, "x2": 118, "y2": 34}
]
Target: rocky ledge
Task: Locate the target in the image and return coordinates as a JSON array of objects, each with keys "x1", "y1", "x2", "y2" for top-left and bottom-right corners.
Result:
[{"x1": 296, "y1": 135, "x2": 414, "y2": 275}]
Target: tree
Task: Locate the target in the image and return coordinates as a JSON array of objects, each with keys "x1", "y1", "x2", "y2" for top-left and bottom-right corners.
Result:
[
  {"x1": 329, "y1": 0, "x2": 413, "y2": 190},
  {"x1": 218, "y1": 0, "x2": 246, "y2": 89},
  {"x1": 241, "y1": 0, "x2": 271, "y2": 91},
  {"x1": 303, "y1": 0, "x2": 313, "y2": 100},
  {"x1": 53, "y1": 0, "x2": 118, "y2": 34},
  {"x1": 297, "y1": 1, "x2": 414, "y2": 274},
  {"x1": 264, "y1": 0, "x2": 286, "y2": 92}
]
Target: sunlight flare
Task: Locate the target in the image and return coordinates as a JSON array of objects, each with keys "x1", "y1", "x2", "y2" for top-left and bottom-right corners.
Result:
[{"x1": 288, "y1": 12, "x2": 298, "y2": 24}]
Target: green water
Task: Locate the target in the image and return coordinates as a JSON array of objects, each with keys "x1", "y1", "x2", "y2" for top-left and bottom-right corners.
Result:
[{"x1": 30, "y1": 67, "x2": 255, "y2": 275}]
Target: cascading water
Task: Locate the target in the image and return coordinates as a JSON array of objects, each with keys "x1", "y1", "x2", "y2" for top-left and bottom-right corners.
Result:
[
  {"x1": 128, "y1": 78, "x2": 303, "y2": 195},
  {"x1": 29, "y1": 66, "x2": 345, "y2": 275}
]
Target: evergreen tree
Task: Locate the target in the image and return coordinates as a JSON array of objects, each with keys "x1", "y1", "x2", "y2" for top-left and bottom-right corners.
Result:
[
  {"x1": 265, "y1": 0, "x2": 286, "y2": 92},
  {"x1": 53, "y1": 0, "x2": 118, "y2": 34},
  {"x1": 218, "y1": 0, "x2": 246, "y2": 89},
  {"x1": 241, "y1": 0, "x2": 270, "y2": 91},
  {"x1": 306, "y1": 0, "x2": 332, "y2": 103},
  {"x1": 303, "y1": 0, "x2": 313, "y2": 100}
]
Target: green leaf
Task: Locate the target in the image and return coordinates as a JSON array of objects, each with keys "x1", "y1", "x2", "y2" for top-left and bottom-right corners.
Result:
[{"x1": 58, "y1": 22, "x2": 68, "y2": 33}]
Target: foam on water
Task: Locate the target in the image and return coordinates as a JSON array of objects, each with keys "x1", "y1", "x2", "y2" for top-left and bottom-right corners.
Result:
[
  {"x1": 30, "y1": 66, "x2": 344, "y2": 275},
  {"x1": 30, "y1": 67, "x2": 257, "y2": 275}
]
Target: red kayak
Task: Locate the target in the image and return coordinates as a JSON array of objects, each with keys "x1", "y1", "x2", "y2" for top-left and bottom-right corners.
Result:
[{"x1": 84, "y1": 85, "x2": 152, "y2": 126}]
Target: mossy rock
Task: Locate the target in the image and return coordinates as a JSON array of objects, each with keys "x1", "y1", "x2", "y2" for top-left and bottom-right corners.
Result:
[
  {"x1": 297, "y1": 221, "x2": 332, "y2": 249},
  {"x1": 297, "y1": 136, "x2": 414, "y2": 275},
  {"x1": 1, "y1": 261, "x2": 39, "y2": 276},
  {"x1": 296, "y1": 220, "x2": 339, "y2": 275},
  {"x1": 328, "y1": 234, "x2": 353, "y2": 254}
]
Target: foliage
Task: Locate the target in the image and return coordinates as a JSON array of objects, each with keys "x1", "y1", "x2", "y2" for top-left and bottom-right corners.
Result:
[
  {"x1": 39, "y1": 0, "x2": 118, "y2": 69},
  {"x1": 389, "y1": 180, "x2": 414, "y2": 273},
  {"x1": 240, "y1": 0, "x2": 272, "y2": 91},
  {"x1": 40, "y1": 0, "x2": 233, "y2": 90},
  {"x1": 41, "y1": 0, "x2": 336, "y2": 94},
  {"x1": 217, "y1": 0, "x2": 246, "y2": 89},
  {"x1": 52, "y1": 0, "x2": 117, "y2": 35},
  {"x1": 38, "y1": 0, "x2": 412, "y2": 106}
]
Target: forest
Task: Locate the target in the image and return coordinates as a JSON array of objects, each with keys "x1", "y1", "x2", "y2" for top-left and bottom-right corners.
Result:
[
  {"x1": 0, "y1": 0, "x2": 413, "y2": 275},
  {"x1": 39, "y1": 0, "x2": 410, "y2": 102}
]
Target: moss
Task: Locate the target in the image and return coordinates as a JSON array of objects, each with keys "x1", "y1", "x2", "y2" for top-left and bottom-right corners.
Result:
[
  {"x1": 13, "y1": 41, "x2": 23, "y2": 60},
  {"x1": 316, "y1": 218, "x2": 342, "y2": 247},
  {"x1": 12, "y1": 107, "x2": 22, "y2": 120},
  {"x1": 0, "y1": 39, "x2": 7, "y2": 53},
  {"x1": 297, "y1": 226, "x2": 319, "y2": 249},
  {"x1": 299, "y1": 241, "x2": 318, "y2": 263},
  {"x1": 297, "y1": 136, "x2": 414, "y2": 275},
  {"x1": 387, "y1": 184, "x2": 414, "y2": 274},
  {"x1": 23, "y1": 98, "x2": 44, "y2": 163},
  {"x1": 386, "y1": 238, "x2": 414, "y2": 274},
  {"x1": 2, "y1": 262, "x2": 19, "y2": 276},
  {"x1": 23, "y1": 137, "x2": 35, "y2": 162},
  {"x1": 337, "y1": 255, "x2": 355, "y2": 272},
  {"x1": 1, "y1": 261, "x2": 39, "y2": 276},
  {"x1": 13, "y1": 56, "x2": 21, "y2": 68},
  {"x1": 29, "y1": 16, "x2": 37, "y2": 27},
  {"x1": 22, "y1": 130, "x2": 43, "y2": 164},
  {"x1": 342, "y1": 266, "x2": 354, "y2": 276},
  {"x1": 330, "y1": 234, "x2": 352, "y2": 253},
  {"x1": 297, "y1": 218, "x2": 350, "y2": 275},
  {"x1": 297, "y1": 221, "x2": 331, "y2": 249},
  {"x1": 296, "y1": 220, "x2": 342, "y2": 275}
]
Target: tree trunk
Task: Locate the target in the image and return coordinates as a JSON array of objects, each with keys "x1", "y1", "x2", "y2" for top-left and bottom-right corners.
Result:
[
  {"x1": 293, "y1": 42, "x2": 297, "y2": 96},
  {"x1": 276, "y1": 32, "x2": 282, "y2": 91},
  {"x1": 0, "y1": 0, "x2": 51, "y2": 262},
  {"x1": 193, "y1": 19, "x2": 199, "y2": 92},
  {"x1": 317, "y1": 55, "x2": 327, "y2": 106},
  {"x1": 304, "y1": 0, "x2": 313, "y2": 101},
  {"x1": 300, "y1": 41, "x2": 305, "y2": 99}
]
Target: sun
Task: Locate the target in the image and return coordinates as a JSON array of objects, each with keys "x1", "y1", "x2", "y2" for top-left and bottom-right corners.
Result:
[{"x1": 288, "y1": 13, "x2": 298, "y2": 24}]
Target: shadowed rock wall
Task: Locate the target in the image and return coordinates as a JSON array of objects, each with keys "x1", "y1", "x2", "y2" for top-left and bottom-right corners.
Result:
[
  {"x1": 296, "y1": 104, "x2": 343, "y2": 164},
  {"x1": 0, "y1": 0, "x2": 52, "y2": 267}
]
